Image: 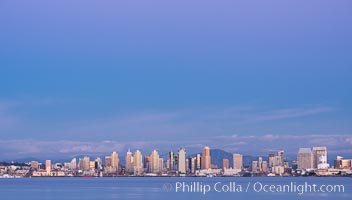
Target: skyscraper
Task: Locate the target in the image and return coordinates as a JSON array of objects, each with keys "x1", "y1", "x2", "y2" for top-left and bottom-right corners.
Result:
[
  {"x1": 159, "y1": 158, "x2": 164, "y2": 172},
  {"x1": 177, "y1": 148, "x2": 186, "y2": 174},
  {"x1": 312, "y1": 147, "x2": 329, "y2": 169},
  {"x1": 297, "y1": 148, "x2": 313, "y2": 169},
  {"x1": 125, "y1": 149, "x2": 134, "y2": 174},
  {"x1": 189, "y1": 157, "x2": 196, "y2": 174},
  {"x1": 45, "y1": 160, "x2": 51, "y2": 174},
  {"x1": 70, "y1": 158, "x2": 77, "y2": 170},
  {"x1": 251, "y1": 161, "x2": 258, "y2": 172},
  {"x1": 233, "y1": 154, "x2": 243, "y2": 170},
  {"x1": 258, "y1": 157, "x2": 263, "y2": 171},
  {"x1": 222, "y1": 159, "x2": 229, "y2": 170},
  {"x1": 111, "y1": 152, "x2": 119, "y2": 173},
  {"x1": 133, "y1": 150, "x2": 143, "y2": 176},
  {"x1": 268, "y1": 154, "x2": 275, "y2": 168},
  {"x1": 169, "y1": 151, "x2": 175, "y2": 171},
  {"x1": 196, "y1": 154, "x2": 201, "y2": 170},
  {"x1": 150, "y1": 150, "x2": 160, "y2": 173},
  {"x1": 81, "y1": 156, "x2": 90, "y2": 171},
  {"x1": 201, "y1": 146, "x2": 211, "y2": 169},
  {"x1": 277, "y1": 150, "x2": 284, "y2": 166}
]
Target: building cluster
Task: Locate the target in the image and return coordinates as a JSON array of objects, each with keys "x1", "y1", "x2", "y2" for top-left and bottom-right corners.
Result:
[{"x1": 1, "y1": 146, "x2": 352, "y2": 178}]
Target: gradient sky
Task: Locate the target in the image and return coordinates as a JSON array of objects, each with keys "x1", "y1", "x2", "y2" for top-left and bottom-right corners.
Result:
[{"x1": 1, "y1": 0, "x2": 352, "y2": 159}]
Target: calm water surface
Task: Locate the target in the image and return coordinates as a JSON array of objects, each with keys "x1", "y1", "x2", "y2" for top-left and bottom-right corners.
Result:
[{"x1": 0, "y1": 177, "x2": 351, "y2": 200}]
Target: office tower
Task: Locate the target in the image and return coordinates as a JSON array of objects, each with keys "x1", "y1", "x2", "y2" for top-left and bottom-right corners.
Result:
[
  {"x1": 297, "y1": 148, "x2": 313, "y2": 169},
  {"x1": 262, "y1": 161, "x2": 268, "y2": 173},
  {"x1": 222, "y1": 159, "x2": 229, "y2": 170},
  {"x1": 277, "y1": 151, "x2": 284, "y2": 166},
  {"x1": 178, "y1": 148, "x2": 186, "y2": 174},
  {"x1": 144, "y1": 155, "x2": 151, "y2": 172},
  {"x1": 258, "y1": 157, "x2": 263, "y2": 171},
  {"x1": 159, "y1": 158, "x2": 164, "y2": 172},
  {"x1": 125, "y1": 149, "x2": 134, "y2": 173},
  {"x1": 268, "y1": 154, "x2": 275, "y2": 168},
  {"x1": 105, "y1": 156, "x2": 112, "y2": 168},
  {"x1": 70, "y1": 158, "x2": 77, "y2": 170},
  {"x1": 133, "y1": 150, "x2": 143, "y2": 176},
  {"x1": 169, "y1": 151, "x2": 174, "y2": 171},
  {"x1": 82, "y1": 156, "x2": 90, "y2": 171},
  {"x1": 251, "y1": 161, "x2": 258, "y2": 172},
  {"x1": 174, "y1": 154, "x2": 179, "y2": 170},
  {"x1": 77, "y1": 159, "x2": 82, "y2": 170},
  {"x1": 201, "y1": 146, "x2": 211, "y2": 169},
  {"x1": 150, "y1": 150, "x2": 160, "y2": 173},
  {"x1": 196, "y1": 154, "x2": 201, "y2": 170},
  {"x1": 188, "y1": 157, "x2": 196, "y2": 174},
  {"x1": 233, "y1": 154, "x2": 243, "y2": 170},
  {"x1": 95, "y1": 157, "x2": 103, "y2": 170},
  {"x1": 46, "y1": 160, "x2": 51, "y2": 173},
  {"x1": 111, "y1": 152, "x2": 119, "y2": 173},
  {"x1": 312, "y1": 147, "x2": 329, "y2": 169}
]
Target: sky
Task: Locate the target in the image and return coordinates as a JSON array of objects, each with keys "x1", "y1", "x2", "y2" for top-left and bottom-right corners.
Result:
[{"x1": 0, "y1": 0, "x2": 352, "y2": 160}]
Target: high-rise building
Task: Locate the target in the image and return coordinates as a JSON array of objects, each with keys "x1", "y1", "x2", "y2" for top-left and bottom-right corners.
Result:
[
  {"x1": 111, "y1": 152, "x2": 119, "y2": 173},
  {"x1": 169, "y1": 151, "x2": 175, "y2": 171},
  {"x1": 262, "y1": 161, "x2": 268, "y2": 173},
  {"x1": 233, "y1": 154, "x2": 243, "y2": 170},
  {"x1": 178, "y1": 148, "x2": 186, "y2": 174},
  {"x1": 268, "y1": 154, "x2": 275, "y2": 168},
  {"x1": 277, "y1": 151, "x2": 284, "y2": 166},
  {"x1": 125, "y1": 149, "x2": 134, "y2": 174},
  {"x1": 196, "y1": 154, "x2": 201, "y2": 170},
  {"x1": 297, "y1": 148, "x2": 313, "y2": 169},
  {"x1": 222, "y1": 159, "x2": 229, "y2": 170},
  {"x1": 81, "y1": 156, "x2": 90, "y2": 171},
  {"x1": 46, "y1": 160, "x2": 51, "y2": 174},
  {"x1": 144, "y1": 155, "x2": 151, "y2": 172},
  {"x1": 258, "y1": 157, "x2": 263, "y2": 171},
  {"x1": 133, "y1": 150, "x2": 143, "y2": 176},
  {"x1": 189, "y1": 157, "x2": 196, "y2": 174},
  {"x1": 150, "y1": 150, "x2": 160, "y2": 173},
  {"x1": 251, "y1": 161, "x2": 258, "y2": 172},
  {"x1": 159, "y1": 158, "x2": 164, "y2": 172},
  {"x1": 70, "y1": 158, "x2": 77, "y2": 170},
  {"x1": 201, "y1": 146, "x2": 211, "y2": 169},
  {"x1": 95, "y1": 157, "x2": 103, "y2": 170},
  {"x1": 312, "y1": 147, "x2": 329, "y2": 169},
  {"x1": 105, "y1": 156, "x2": 112, "y2": 167}
]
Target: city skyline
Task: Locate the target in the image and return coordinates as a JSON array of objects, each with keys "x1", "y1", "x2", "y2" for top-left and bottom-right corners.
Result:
[{"x1": 2, "y1": 145, "x2": 351, "y2": 178}]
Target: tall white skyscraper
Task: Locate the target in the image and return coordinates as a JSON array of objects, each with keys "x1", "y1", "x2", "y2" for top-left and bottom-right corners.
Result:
[
  {"x1": 150, "y1": 150, "x2": 160, "y2": 173},
  {"x1": 133, "y1": 150, "x2": 143, "y2": 175},
  {"x1": 178, "y1": 148, "x2": 186, "y2": 174},
  {"x1": 70, "y1": 158, "x2": 77, "y2": 170},
  {"x1": 125, "y1": 149, "x2": 134, "y2": 174},
  {"x1": 82, "y1": 156, "x2": 90, "y2": 171},
  {"x1": 111, "y1": 152, "x2": 119, "y2": 173}
]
